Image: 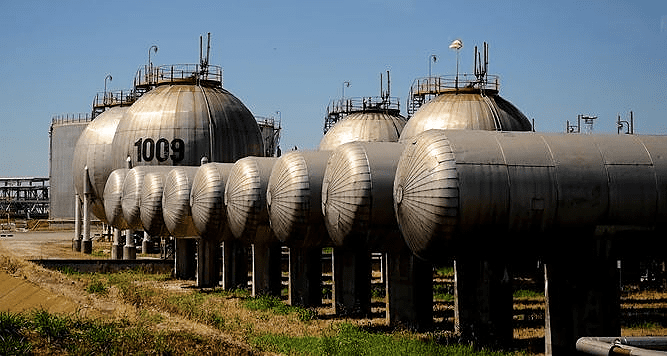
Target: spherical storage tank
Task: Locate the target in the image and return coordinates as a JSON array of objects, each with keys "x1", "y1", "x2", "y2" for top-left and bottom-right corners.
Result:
[
  {"x1": 72, "y1": 106, "x2": 128, "y2": 222},
  {"x1": 162, "y1": 166, "x2": 200, "y2": 237},
  {"x1": 319, "y1": 111, "x2": 407, "y2": 151},
  {"x1": 111, "y1": 65, "x2": 264, "y2": 170},
  {"x1": 104, "y1": 168, "x2": 130, "y2": 229},
  {"x1": 399, "y1": 86, "x2": 532, "y2": 143}
]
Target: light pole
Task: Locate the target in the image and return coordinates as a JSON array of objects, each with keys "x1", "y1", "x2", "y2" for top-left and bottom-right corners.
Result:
[
  {"x1": 148, "y1": 45, "x2": 158, "y2": 82},
  {"x1": 449, "y1": 39, "x2": 463, "y2": 89},
  {"x1": 104, "y1": 74, "x2": 112, "y2": 105},
  {"x1": 342, "y1": 81, "x2": 350, "y2": 98},
  {"x1": 428, "y1": 54, "x2": 437, "y2": 78}
]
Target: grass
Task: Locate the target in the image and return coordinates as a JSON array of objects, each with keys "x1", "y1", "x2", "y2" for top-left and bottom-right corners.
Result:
[
  {"x1": 512, "y1": 289, "x2": 543, "y2": 299},
  {"x1": 250, "y1": 323, "x2": 526, "y2": 356},
  {"x1": 242, "y1": 295, "x2": 317, "y2": 322},
  {"x1": 0, "y1": 309, "x2": 240, "y2": 355}
]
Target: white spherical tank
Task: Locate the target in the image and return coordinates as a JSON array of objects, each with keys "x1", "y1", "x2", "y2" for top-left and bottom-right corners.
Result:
[
  {"x1": 399, "y1": 87, "x2": 532, "y2": 143},
  {"x1": 319, "y1": 111, "x2": 407, "y2": 151},
  {"x1": 111, "y1": 76, "x2": 263, "y2": 170},
  {"x1": 72, "y1": 106, "x2": 128, "y2": 222},
  {"x1": 162, "y1": 166, "x2": 200, "y2": 237}
]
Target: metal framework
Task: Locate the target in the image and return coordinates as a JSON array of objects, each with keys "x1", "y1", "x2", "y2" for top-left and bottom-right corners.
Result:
[
  {"x1": 324, "y1": 96, "x2": 401, "y2": 134},
  {"x1": 406, "y1": 74, "x2": 500, "y2": 118},
  {"x1": 0, "y1": 177, "x2": 49, "y2": 219},
  {"x1": 256, "y1": 115, "x2": 282, "y2": 157}
]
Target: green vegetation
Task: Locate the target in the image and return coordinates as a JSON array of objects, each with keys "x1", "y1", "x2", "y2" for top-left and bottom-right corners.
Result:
[
  {"x1": 242, "y1": 295, "x2": 316, "y2": 322},
  {"x1": 0, "y1": 310, "x2": 236, "y2": 355},
  {"x1": 435, "y1": 265, "x2": 455, "y2": 277},
  {"x1": 250, "y1": 323, "x2": 525, "y2": 356},
  {"x1": 512, "y1": 289, "x2": 543, "y2": 299},
  {"x1": 433, "y1": 283, "x2": 455, "y2": 302}
]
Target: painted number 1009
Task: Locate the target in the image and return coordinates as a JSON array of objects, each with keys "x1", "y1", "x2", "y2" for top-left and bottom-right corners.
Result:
[{"x1": 134, "y1": 138, "x2": 185, "y2": 163}]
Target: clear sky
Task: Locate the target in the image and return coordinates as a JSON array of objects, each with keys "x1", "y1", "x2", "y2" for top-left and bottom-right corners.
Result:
[{"x1": 1, "y1": 0, "x2": 666, "y2": 177}]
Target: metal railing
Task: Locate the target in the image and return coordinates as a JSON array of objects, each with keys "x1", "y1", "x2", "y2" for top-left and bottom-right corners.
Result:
[
  {"x1": 92, "y1": 90, "x2": 138, "y2": 109},
  {"x1": 410, "y1": 74, "x2": 500, "y2": 96},
  {"x1": 327, "y1": 96, "x2": 401, "y2": 115},
  {"x1": 50, "y1": 113, "x2": 92, "y2": 126},
  {"x1": 134, "y1": 64, "x2": 223, "y2": 89}
]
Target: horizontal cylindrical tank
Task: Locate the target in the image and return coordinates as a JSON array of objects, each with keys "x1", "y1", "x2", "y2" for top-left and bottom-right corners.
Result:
[
  {"x1": 321, "y1": 142, "x2": 405, "y2": 249},
  {"x1": 111, "y1": 83, "x2": 263, "y2": 170},
  {"x1": 121, "y1": 166, "x2": 176, "y2": 230},
  {"x1": 190, "y1": 162, "x2": 236, "y2": 240},
  {"x1": 225, "y1": 157, "x2": 279, "y2": 243},
  {"x1": 318, "y1": 112, "x2": 407, "y2": 151},
  {"x1": 73, "y1": 106, "x2": 128, "y2": 222},
  {"x1": 103, "y1": 168, "x2": 130, "y2": 229},
  {"x1": 394, "y1": 130, "x2": 667, "y2": 262},
  {"x1": 266, "y1": 150, "x2": 332, "y2": 247},
  {"x1": 162, "y1": 166, "x2": 200, "y2": 237},
  {"x1": 140, "y1": 171, "x2": 171, "y2": 237}
]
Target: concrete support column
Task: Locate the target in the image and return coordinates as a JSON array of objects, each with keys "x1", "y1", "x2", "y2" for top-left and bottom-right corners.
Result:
[
  {"x1": 544, "y1": 238, "x2": 620, "y2": 356},
  {"x1": 174, "y1": 238, "x2": 196, "y2": 279},
  {"x1": 196, "y1": 238, "x2": 221, "y2": 288},
  {"x1": 251, "y1": 243, "x2": 283, "y2": 297},
  {"x1": 111, "y1": 228, "x2": 123, "y2": 260},
  {"x1": 142, "y1": 231, "x2": 151, "y2": 255},
  {"x1": 123, "y1": 229, "x2": 136, "y2": 260},
  {"x1": 386, "y1": 247, "x2": 433, "y2": 330},
  {"x1": 221, "y1": 240, "x2": 248, "y2": 290},
  {"x1": 332, "y1": 247, "x2": 371, "y2": 316},
  {"x1": 288, "y1": 247, "x2": 322, "y2": 307},
  {"x1": 73, "y1": 194, "x2": 82, "y2": 252},
  {"x1": 454, "y1": 257, "x2": 514, "y2": 348}
]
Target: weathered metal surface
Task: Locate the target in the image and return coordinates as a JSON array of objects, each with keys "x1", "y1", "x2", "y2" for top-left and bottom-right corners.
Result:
[
  {"x1": 111, "y1": 84, "x2": 263, "y2": 170},
  {"x1": 72, "y1": 106, "x2": 127, "y2": 222},
  {"x1": 103, "y1": 168, "x2": 130, "y2": 229},
  {"x1": 399, "y1": 89, "x2": 532, "y2": 143},
  {"x1": 190, "y1": 162, "x2": 235, "y2": 240},
  {"x1": 225, "y1": 157, "x2": 279, "y2": 243},
  {"x1": 162, "y1": 166, "x2": 200, "y2": 237},
  {"x1": 266, "y1": 150, "x2": 331, "y2": 247},
  {"x1": 139, "y1": 171, "x2": 171, "y2": 237},
  {"x1": 318, "y1": 111, "x2": 407, "y2": 151},
  {"x1": 321, "y1": 142, "x2": 405, "y2": 249},
  {"x1": 394, "y1": 130, "x2": 667, "y2": 261},
  {"x1": 121, "y1": 166, "x2": 175, "y2": 230},
  {"x1": 49, "y1": 117, "x2": 90, "y2": 219}
]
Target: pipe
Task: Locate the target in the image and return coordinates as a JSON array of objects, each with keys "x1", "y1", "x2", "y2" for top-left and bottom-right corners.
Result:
[{"x1": 577, "y1": 337, "x2": 667, "y2": 356}]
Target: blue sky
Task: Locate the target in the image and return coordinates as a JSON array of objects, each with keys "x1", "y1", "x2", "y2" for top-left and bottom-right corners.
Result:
[{"x1": 1, "y1": 0, "x2": 666, "y2": 177}]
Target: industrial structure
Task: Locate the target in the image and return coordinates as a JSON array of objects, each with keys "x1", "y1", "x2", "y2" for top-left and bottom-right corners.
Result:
[
  {"x1": 0, "y1": 177, "x2": 49, "y2": 220},
  {"x1": 45, "y1": 38, "x2": 667, "y2": 356}
]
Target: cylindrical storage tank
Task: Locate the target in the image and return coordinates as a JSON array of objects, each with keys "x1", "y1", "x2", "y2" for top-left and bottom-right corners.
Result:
[
  {"x1": 225, "y1": 157, "x2": 279, "y2": 243},
  {"x1": 190, "y1": 162, "x2": 236, "y2": 240},
  {"x1": 72, "y1": 106, "x2": 128, "y2": 222},
  {"x1": 121, "y1": 166, "x2": 175, "y2": 230},
  {"x1": 318, "y1": 111, "x2": 407, "y2": 151},
  {"x1": 266, "y1": 150, "x2": 332, "y2": 247},
  {"x1": 111, "y1": 81, "x2": 263, "y2": 170},
  {"x1": 321, "y1": 142, "x2": 405, "y2": 249},
  {"x1": 399, "y1": 88, "x2": 532, "y2": 143},
  {"x1": 162, "y1": 166, "x2": 200, "y2": 237},
  {"x1": 103, "y1": 168, "x2": 130, "y2": 229},
  {"x1": 49, "y1": 115, "x2": 91, "y2": 219},
  {"x1": 139, "y1": 171, "x2": 171, "y2": 237},
  {"x1": 394, "y1": 129, "x2": 667, "y2": 262}
]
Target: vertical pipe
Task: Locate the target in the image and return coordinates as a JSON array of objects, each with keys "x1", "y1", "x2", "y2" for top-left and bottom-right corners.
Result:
[
  {"x1": 124, "y1": 228, "x2": 136, "y2": 260},
  {"x1": 82, "y1": 167, "x2": 92, "y2": 254},
  {"x1": 73, "y1": 193, "x2": 81, "y2": 251},
  {"x1": 111, "y1": 228, "x2": 122, "y2": 259}
]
